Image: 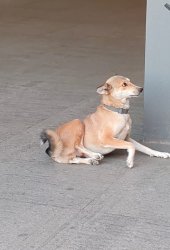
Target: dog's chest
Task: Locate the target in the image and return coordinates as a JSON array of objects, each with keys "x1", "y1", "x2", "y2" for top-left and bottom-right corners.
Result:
[
  {"x1": 84, "y1": 112, "x2": 132, "y2": 155},
  {"x1": 114, "y1": 114, "x2": 131, "y2": 140}
]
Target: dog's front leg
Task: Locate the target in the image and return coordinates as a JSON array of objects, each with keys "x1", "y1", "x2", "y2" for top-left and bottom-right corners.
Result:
[
  {"x1": 102, "y1": 137, "x2": 135, "y2": 168},
  {"x1": 128, "y1": 138, "x2": 170, "y2": 158}
]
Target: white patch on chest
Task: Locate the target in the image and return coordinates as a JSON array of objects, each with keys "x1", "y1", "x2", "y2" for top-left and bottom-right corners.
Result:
[
  {"x1": 116, "y1": 123, "x2": 130, "y2": 140},
  {"x1": 113, "y1": 114, "x2": 131, "y2": 140}
]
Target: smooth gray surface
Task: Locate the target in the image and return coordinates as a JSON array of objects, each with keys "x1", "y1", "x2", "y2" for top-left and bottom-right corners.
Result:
[
  {"x1": 0, "y1": 1, "x2": 170, "y2": 250},
  {"x1": 144, "y1": 0, "x2": 170, "y2": 142}
]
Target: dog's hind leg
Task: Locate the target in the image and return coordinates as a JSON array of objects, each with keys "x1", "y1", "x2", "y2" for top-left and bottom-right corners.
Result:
[
  {"x1": 76, "y1": 145, "x2": 104, "y2": 160},
  {"x1": 128, "y1": 138, "x2": 170, "y2": 158}
]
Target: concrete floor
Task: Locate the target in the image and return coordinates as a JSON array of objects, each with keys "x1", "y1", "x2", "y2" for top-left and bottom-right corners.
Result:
[{"x1": 0, "y1": 0, "x2": 170, "y2": 249}]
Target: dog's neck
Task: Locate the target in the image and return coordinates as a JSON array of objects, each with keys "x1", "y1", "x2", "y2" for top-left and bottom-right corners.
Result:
[
  {"x1": 101, "y1": 95, "x2": 130, "y2": 110},
  {"x1": 102, "y1": 104, "x2": 129, "y2": 114}
]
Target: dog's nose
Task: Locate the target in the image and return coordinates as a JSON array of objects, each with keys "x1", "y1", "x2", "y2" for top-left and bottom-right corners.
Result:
[{"x1": 139, "y1": 87, "x2": 143, "y2": 93}]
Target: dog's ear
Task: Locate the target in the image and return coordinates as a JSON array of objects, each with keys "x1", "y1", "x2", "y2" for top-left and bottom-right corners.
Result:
[{"x1": 96, "y1": 83, "x2": 112, "y2": 95}]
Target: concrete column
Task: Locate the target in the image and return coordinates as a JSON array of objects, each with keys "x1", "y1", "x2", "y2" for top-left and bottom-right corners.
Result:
[{"x1": 144, "y1": 0, "x2": 170, "y2": 142}]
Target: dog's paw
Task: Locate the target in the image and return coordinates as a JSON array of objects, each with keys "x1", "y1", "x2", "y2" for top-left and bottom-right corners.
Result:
[
  {"x1": 93, "y1": 153, "x2": 104, "y2": 161},
  {"x1": 126, "y1": 159, "x2": 134, "y2": 168},
  {"x1": 89, "y1": 159, "x2": 100, "y2": 165},
  {"x1": 152, "y1": 152, "x2": 170, "y2": 159}
]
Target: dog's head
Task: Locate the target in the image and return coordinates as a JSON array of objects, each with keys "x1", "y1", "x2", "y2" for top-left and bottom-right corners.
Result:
[{"x1": 97, "y1": 75, "x2": 143, "y2": 100}]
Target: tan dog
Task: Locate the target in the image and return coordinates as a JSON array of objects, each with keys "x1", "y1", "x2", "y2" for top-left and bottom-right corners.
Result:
[{"x1": 40, "y1": 75, "x2": 170, "y2": 168}]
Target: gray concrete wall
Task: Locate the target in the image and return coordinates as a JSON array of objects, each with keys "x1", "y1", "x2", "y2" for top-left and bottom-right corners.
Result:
[{"x1": 144, "y1": 0, "x2": 170, "y2": 142}]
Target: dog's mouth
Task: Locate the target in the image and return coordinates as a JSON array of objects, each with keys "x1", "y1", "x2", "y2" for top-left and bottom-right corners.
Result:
[
  {"x1": 130, "y1": 88, "x2": 143, "y2": 97},
  {"x1": 130, "y1": 94, "x2": 140, "y2": 97}
]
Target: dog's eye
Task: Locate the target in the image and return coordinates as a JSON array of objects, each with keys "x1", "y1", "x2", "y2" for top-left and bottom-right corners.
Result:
[{"x1": 122, "y1": 82, "x2": 127, "y2": 87}]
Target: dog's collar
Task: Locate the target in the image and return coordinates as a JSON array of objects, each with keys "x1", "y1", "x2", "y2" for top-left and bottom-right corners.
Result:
[{"x1": 102, "y1": 104, "x2": 129, "y2": 114}]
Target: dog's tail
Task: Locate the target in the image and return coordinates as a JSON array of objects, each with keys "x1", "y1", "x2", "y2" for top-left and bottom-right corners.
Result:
[{"x1": 40, "y1": 129, "x2": 63, "y2": 157}]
